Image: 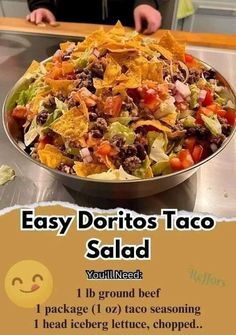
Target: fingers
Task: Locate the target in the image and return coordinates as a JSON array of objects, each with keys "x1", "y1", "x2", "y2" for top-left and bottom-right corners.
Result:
[
  {"x1": 35, "y1": 11, "x2": 43, "y2": 25},
  {"x1": 25, "y1": 9, "x2": 56, "y2": 25},
  {"x1": 134, "y1": 10, "x2": 142, "y2": 33},
  {"x1": 47, "y1": 11, "x2": 56, "y2": 24},
  {"x1": 143, "y1": 19, "x2": 161, "y2": 35}
]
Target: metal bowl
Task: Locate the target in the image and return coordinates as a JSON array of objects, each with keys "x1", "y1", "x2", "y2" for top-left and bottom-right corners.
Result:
[{"x1": 2, "y1": 60, "x2": 236, "y2": 199}]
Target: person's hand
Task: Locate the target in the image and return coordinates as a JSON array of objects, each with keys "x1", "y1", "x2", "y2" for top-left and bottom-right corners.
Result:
[
  {"x1": 134, "y1": 5, "x2": 162, "y2": 34},
  {"x1": 26, "y1": 8, "x2": 56, "y2": 25}
]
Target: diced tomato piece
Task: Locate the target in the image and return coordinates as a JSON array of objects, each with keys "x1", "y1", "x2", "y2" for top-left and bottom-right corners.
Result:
[
  {"x1": 144, "y1": 89, "x2": 157, "y2": 106},
  {"x1": 196, "y1": 107, "x2": 212, "y2": 124},
  {"x1": 192, "y1": 145, "x2": 204, "y2": 163},
  {"x1": 104, "y1": 95, "x2": 122, "y2": 117},
  {"x1": 224, "y1": 109, "x2": 236, "y2": 126},
  {"x1": 184, "y1": 137, "x2": 196, "y2": 153},
  {"x1": 37, "y1": 136, "x2": 51, "y2": 150},
  {"x1": 96, "y1": 142, "x2": 112, "y2": 156},
  {"x1": 185, "y1": 53, "x2": 194, "y2": 64},
  {"x1": 178, "y1": 149, "x2": 194, "y2": 169},
  {"x1": 170, "y1": 157, "x2": 182, "y2": 171},
  {"x1": 202, "y1": 89, "x2": 213, "y2": 107},
  {"x1": 12, "y1": 106, "x2": 27, "y2": 120}
]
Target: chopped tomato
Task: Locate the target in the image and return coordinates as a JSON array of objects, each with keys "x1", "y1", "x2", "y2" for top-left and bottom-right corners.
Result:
[
  {"x1": 202, "y1": 89, "x2": 213, "y2": 107},
  {"x1": 178, "y1": 149, "x2": 194, "y2": 169},
  {"x1": 185, "y1": 53, "x2": 194, "y2": 64},
  {"x1": 144, "y1": 89, "x2": 157, "y2": 106},
  {"x1": 224, "y1": 109, "x2": 236, "y2": 126},
  {"x1": 12, "y1": 106, "x2": 27, "y2": 120},
  {"x1": 37, "y1": 136, "x2": 51, "y2": 150},
  {"x1": 196, "y1": 107, "x2": 212, "y2": 124},
  {"x1": 170, "y1": 157, "x2": 182, "y2": 171},
  {"x1": 184, "y1": 137, "x2": 196, "y2": 153},
  {"x1": 104, "y1": 95, "x2": 123, "y2": 117},
  {"x1": 192, "y1": 145, "x2": 204, "y2": 163},
  {"x1": 96, "y1": 142, "x2": 112, "y2": 156}
]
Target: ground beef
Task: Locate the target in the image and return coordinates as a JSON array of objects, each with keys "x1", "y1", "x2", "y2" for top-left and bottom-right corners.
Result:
[
  {"x1": 111, "y1": 135, "x2": 125, "y2": 149},
  {"x1": 136, "y1": 143, "x2": 147, "y2": 161},
  {"x1": 187, "y1": 69, "x2": 201, "y2": 85},
  {"x1": 90, "y1": 61, "x2": 104, "y2": 79},
  {"x1": 186, "y1": 125, "x2": 210, "y2": 140},
  {"x1": 218, "y1": 116, "x2": 232, "y2": 136},
  {"x1": 76, "y1": 69, "x2": 95, "y2": 93},
  {"x1": 210, "y1": 134, "x2": 225, "y2": 146},
  {"x1": 90, "y1": 129, "x2": 103, "y2": 138},
  {"x1": 94, "y1": 118, "x2": 108, "y2": 132},
  {"x1": 43, "y1": 95, "x2": 56, "y2": 109},
  {"x1": 58, "y1": 163, "x2": 74, "y2": 174},
  {"x1": 123, "y1": 156, "x2": 141, "y2": 173}
]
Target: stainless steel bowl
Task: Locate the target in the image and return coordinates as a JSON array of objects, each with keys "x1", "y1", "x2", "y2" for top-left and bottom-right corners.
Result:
[{"x1": 2, "y1": 61, "x2": 236, "y2": 199}]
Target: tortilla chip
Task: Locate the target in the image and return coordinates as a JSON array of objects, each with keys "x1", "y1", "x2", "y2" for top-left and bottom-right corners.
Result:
[
  {"x1": 94, "y1": 55, "x2": 122, "y2": 89},
  {"x1": 160, "y1": 112, "x2": 177, "y2": 127},
  {"x1": 75, "y1": 28, "x2": 107, "y2": 51},
  {"x1": 150, "y1": 44, "x2": 173, "y2": 61},
  {"x1": 45, "y1": 78, "x2": 75, "y2": 93},
  {"x1": 38, "y1": 144, "x2": 72, "y2": 169},
  {"x1": 132, "y1": 120, "x2": 171, "y2": 133},
  {"x1": 73, "y1": 162, "x2": 107, "y2": 177},
  {"x1": 60, "y1": 41, "x2": 75, "y2": 52},
  {"x1": 50, "y1": 104, "x2": 88, "y2": 143},
  {"x1": 24, "y1": 60, "x2": 40, "y2": 76},
  {"x1": 108, "y1": 21, "x2": 126, "y2": 37},
  {"x1": 158, "y1": 31, "x2": 185, "y2": 61}
]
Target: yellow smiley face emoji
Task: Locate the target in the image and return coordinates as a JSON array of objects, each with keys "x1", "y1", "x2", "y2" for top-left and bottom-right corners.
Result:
[{"x1": 5, "y1": 260, "x2": 53, "y2": 308}]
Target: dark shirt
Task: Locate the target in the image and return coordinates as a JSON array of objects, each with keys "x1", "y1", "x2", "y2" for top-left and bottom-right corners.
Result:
[{"x1": 28, "y1": 0, "x2": 159, "y2": 26}]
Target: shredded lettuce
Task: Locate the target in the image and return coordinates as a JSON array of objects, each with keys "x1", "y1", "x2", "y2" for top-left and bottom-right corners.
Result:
[
  {"x1": 109, "y1": 116, "x2": 132, "y2": 126},
  {"x1": 16, "y1": 82, "x2": 37, "y2": 106},
  {"x1": 24, "y1": 116, "x2": 40, "y2": 146},
  {"x1": 0, "y1": 165, "x2": 15, "y2": 186},
  {"x1": 88, "y1": 166, "x2": 139, "y2": 180},
  {"x1": 75, "y1": 48, "x2": 91, "y2": 69},
  {"x1": 107, "y1": 122, "x2": 135, "y2": 145},
  {"x1": 134, "y1": 156, "x2": 152, "y2": 178},
  {"x1": 189, "y1": 85, "x2": 200, "y2": 109},
  {"x1": 201, "y1": 114, "x2": 222, "y2": 136},
  {"x1": 152, "y1": 161, "x2": 171, "y2": 176},
  {"x1": 156, "y1": 97, "x2": 176, "y2": 118},
  {"x1": 149, "y1": 133, "x2": 168, "y2": 162},
  {"x1": 55, "y1": 97, "x2": 68, "y2": 113},
  {"x1": 183, "y1": 115, "x2": 196, "y2": 128}
]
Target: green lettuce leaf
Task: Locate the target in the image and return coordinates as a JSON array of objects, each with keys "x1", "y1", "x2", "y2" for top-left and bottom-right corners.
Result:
[
  {"x1": 0, "y1": 165, "x2": 15, "y2": 186},
  {"x1": 106, "y1": 122, "x2": 135, "y2": 145},
  {"x1": 201, "y1": 114, "x2": 222, "y2": 136},
  {"x1": 88, "y1": 166, "x2": 139, "y2": 180},
  {"x1": 149, "y1": 133, "x2": 168, "y2": 162},
  {"x1": 16, "y1": 82, "x2": 37, "y2": 106}
]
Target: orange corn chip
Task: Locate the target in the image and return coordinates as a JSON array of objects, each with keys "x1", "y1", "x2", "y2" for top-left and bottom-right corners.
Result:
[
  {"x1": 158, "y1": 31, "x2": 185, "y2": 61},
  {"x1": 160, "y1": 112, "x2": 177, "y2": 127},
  {"x1": 50, "y1": 104, "x2": 88, "y2": 143},
  {"x1": 108, "y1": 21, "x2": 126, "y2": 37},
  {"x1": 38, "y1": 144, "x2": 72, "y2": 169},
  {"x1": 45, "y1": 78, "x2": 75, "y2": 93},
  {"x1": 73, "y1": 162, "x2": 108, "y2": 177},
  {"x1": 24, "y1": 60, "x2": 40, "y2": 76},
  {"x1": 132, "y1": 120, "x2": 171, "y2": 133}
]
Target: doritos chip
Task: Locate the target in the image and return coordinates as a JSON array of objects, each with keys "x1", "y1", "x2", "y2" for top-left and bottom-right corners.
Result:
[
  {"x1": 160, "y1": 112, "x2": 177, "y2": 127},
  {"x1": 158, "y1": 31, "x2": 185, "y2": 61},
  {"x1": 38, "y1": 144, "x2": 72, "y2": 169},
  {"x1": 108, "y1": 21, "x2": 126, "y2": 37},
  {"x1": 73, "y1": 162, "x2": 108, "y2": 177},
  {"x1": 23, "y1": 60, "x2": 40, "y2": 77},
  {"x1": 45, "y1": 78, "x2": 75, "y2": 93},
  {"x1": 50, "y1": 105, "x2": 88, "y2": 143},
  {"x1": 132, "y1": 120, "x2": 171, "y2": 133}
]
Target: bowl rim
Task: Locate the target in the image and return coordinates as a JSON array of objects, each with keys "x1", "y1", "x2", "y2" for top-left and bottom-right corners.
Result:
[{"x1": 2, "y1": 57, "x2": 236, "y2": 185}]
